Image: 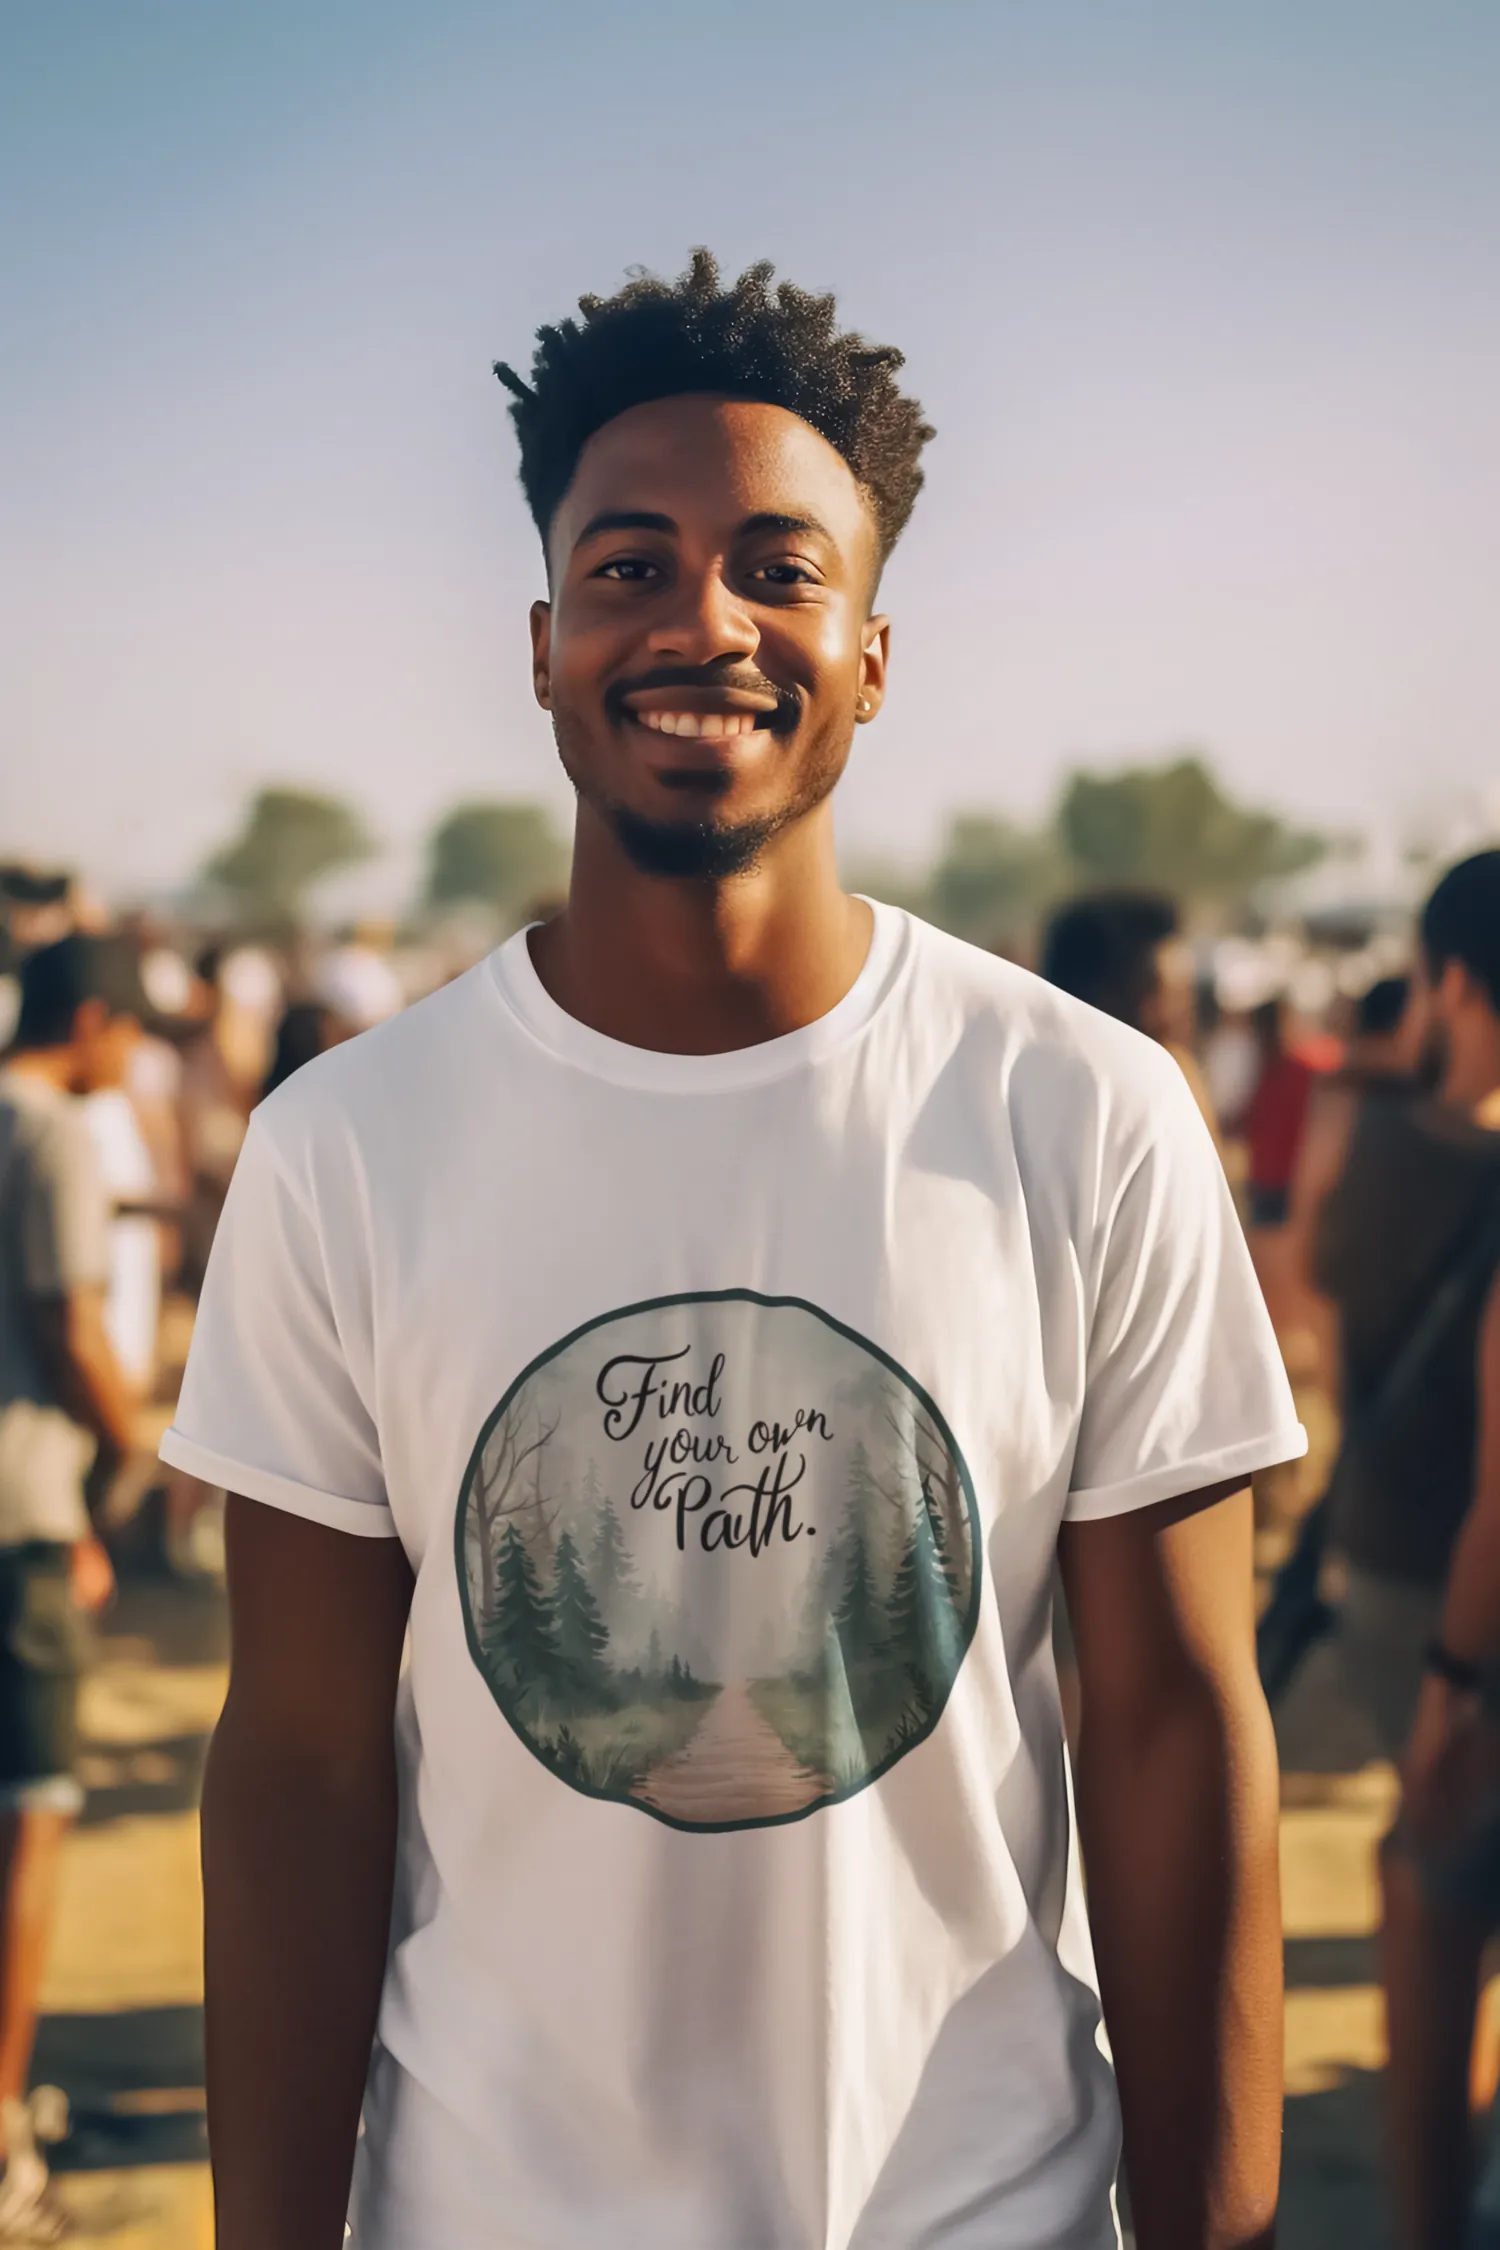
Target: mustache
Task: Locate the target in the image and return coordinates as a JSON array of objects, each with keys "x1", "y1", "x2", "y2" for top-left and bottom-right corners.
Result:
[{"x1": 603, "y1": 666, "x2": 799, "y2": 733}]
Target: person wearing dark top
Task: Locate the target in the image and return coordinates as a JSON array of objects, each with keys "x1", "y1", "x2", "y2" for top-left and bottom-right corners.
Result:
[
  {"x1": 1306, "y1": 850, "x2": 1500, "y2": 2250},
  {"x1": 1039, "y1": 889, "x2": 1219, "y2": 1136},
  {"x1": 1346, "y1": 974, "x2": 1413, "y2": 1079}
]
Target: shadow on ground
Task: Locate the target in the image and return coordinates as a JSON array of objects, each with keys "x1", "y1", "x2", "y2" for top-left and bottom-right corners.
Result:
[
  {"x1": 1281, "y1": 2069, "x2": 1391, "y2": 2250},
  {"x1": 35, "y1": 2005, "x2": 207, "y2": 2171}
]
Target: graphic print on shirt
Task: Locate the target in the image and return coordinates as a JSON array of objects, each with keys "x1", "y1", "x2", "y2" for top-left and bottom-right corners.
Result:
[{"x1": 455, "y1": 1289, "x2": 980, "y2": 1833}]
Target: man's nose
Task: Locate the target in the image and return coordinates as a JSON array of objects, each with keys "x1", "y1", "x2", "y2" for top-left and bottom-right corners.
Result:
[{"x1": 644, "y1": 562, "x2": 759, "y2": 668}]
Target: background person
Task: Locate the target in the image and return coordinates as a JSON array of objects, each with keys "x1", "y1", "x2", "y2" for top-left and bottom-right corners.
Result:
[
  {"x1": 1038, "y1": 887, "x2": 1219, "y2": 1138},
  {"x1": 1242, "y1": 994, "x2": 1322, "y2": 1229},
  {"x1": 1303, "y1": 851, "x2": 1500, "y2": 2250},
  {"x1": 0, "y1": 936, "x2": 145, "y2": 2236}
]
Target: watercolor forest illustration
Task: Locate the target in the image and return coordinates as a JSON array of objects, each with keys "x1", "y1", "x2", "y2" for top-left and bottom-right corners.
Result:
[{"x1": 457, "y1": 1292, "x2": 979, "y2": 1830}]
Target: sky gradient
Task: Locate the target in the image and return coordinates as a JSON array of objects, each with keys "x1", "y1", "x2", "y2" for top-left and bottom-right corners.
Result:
[{"x1": 3, "y1": 1, "x2": 1497, "y2": 906}]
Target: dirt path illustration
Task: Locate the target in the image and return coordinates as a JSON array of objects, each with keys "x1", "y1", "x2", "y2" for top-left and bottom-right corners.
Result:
[{"x1": 634, "y1": 1681, "x2": 830, "y2": 1823}]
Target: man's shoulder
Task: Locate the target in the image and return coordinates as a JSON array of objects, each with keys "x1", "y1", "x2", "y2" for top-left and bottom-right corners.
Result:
[
  {"x1": 252, "y1": 959, "x2": 499, "y2": 1150},
  {"x1": 0, "y1": 1069, "x2": 96, "y2": 1171}
]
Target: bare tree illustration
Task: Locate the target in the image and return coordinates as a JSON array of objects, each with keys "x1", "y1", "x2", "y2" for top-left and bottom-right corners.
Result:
[{"x1": 467, "y1": 1399, "x2": 562, "y2": 1619}]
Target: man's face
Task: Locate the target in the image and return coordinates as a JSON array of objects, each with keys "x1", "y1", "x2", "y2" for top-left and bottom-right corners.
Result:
[
  {"x1": 1138, "y1": 939, "x2": 1196, "y2": 1049},
  {"x1": 72, "y1": 1000, "x2": 139, "y2": 1094},
  {"x1": 531, "y1": 395, "x2": 889, "y2": 878}
]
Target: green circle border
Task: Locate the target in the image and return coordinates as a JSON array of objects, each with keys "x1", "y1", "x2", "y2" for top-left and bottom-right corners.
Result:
[{"x1": 454, "y1": 1287, "x2": 983, "y2": 1834}]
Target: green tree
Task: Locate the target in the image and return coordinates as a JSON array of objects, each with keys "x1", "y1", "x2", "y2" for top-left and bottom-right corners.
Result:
[
  {"x1": 424, "y1": 801, "x2": 567, "y2": 918},
  {"x1": 551, "y1": 1529, "x2": 609, "y2": 1687},
  {"x1": 205, "y1": 788, "x2": 374, "y2": 920},
  {"x1": 833, "y1": 1526, "x2": 886, "y2": 1667},
  {"x1": 925, "y1": 815, "x2": 1062, "y2": 946},
  {"x1": 487, "y1": 1523, "x2": 562, "y2": 1706},
  {"x1": 918, "y1": 1471, "x2": 957, "y2": 1586},
  {"x1": 887, "y1": 1502, "x2": 962, "y2": 1718},
  {"x1": 1055, "y1": 755, "x2": 1324, "y2": 906},
  {"x1": 589, "y1": 1492, "x2": 639, "y2": 1612}
]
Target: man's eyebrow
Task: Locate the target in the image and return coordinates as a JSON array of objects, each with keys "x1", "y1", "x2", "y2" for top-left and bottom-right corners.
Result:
[
  {"x1": 738, "y1": 511, "x2": 835, "y2": 543},
  {"x1": 573, "y1": 510, "x2": 678, "y2": 549}
]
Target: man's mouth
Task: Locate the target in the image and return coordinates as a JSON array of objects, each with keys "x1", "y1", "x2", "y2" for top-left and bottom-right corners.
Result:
[
  {"x1": 630, "y1": 709, "x2": 767, "y2": 739},
  {"x1": 612, "y1": 679, "x2": 793, "y2": 741}
]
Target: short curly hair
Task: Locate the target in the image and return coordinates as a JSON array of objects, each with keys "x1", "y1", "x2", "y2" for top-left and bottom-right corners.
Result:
[{"x1": 494, "y1": 249, "x2": 933, "y2": 569}]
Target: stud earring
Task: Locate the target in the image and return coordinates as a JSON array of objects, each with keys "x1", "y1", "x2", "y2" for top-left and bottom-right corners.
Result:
[{"x1": 856, "y1": 695, "x2": 872, "y2": 719}]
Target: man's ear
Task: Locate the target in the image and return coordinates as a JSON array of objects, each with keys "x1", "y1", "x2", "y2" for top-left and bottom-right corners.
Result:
[
  {"x1": 529, "y1": 600, "x2": 552, "y2": 711},
  {"x1": 855, "y1": 617, "x2": 891, "y2": 724}
]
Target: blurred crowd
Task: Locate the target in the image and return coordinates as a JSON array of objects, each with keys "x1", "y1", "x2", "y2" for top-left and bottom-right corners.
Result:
[
  {"x1": 0, "y1": 862, "x2": 511, "y2": 1449},
  {"x1": 0, "y1": 853, "x2": 1420, "y2": 1427},
  {"x1": 1, "y1": 845, "x2": 1498, "y2": 2242}
]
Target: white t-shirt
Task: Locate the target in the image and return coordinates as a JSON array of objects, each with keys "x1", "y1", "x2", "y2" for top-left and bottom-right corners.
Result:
[
  {"x1": 162, "y1": 906, "x2": 1304, "y2": 2250},
  {"x1": 84, "y1": 1088, "x2": 160, "y2": 1394}
]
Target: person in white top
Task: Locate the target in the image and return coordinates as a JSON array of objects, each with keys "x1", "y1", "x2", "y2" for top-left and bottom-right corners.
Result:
[{"x1": 167, "y1": 251, "x2": 1303, "y2": 2250}]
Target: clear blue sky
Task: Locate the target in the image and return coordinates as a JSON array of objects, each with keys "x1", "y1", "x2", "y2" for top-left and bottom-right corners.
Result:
[{"x1": 3, "y1": 1, "x2": 1497, "y2": 903}]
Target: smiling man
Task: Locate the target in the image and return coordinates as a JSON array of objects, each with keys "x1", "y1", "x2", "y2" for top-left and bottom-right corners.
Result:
[{"x1": 168, "y1": 254, "x2": 1304, "y2": 2250}]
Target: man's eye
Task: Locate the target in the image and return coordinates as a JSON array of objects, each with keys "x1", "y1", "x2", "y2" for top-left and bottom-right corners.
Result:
[
  {"x1": 595, "y1": 558, "x2": 661, "y2": 582},
  {"x1": 754, "y1": 562, "x2": 816, "y2": 586}
]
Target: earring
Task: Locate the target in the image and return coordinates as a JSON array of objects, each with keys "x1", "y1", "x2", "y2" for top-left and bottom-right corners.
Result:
[{"x1": 856, "y1": 695, "x2": 872, "y2": 719}]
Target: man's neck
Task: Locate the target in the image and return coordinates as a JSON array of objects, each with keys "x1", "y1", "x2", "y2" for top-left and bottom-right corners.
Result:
[
  {"x1": 2, "y1": 1047, "x2": 77, "y2": 1095},
  {"x1": 528, "y1": 806, "x2": 873, "y2": 1055}
]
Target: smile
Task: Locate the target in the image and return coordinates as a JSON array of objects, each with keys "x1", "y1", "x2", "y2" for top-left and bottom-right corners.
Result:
[{"x1": 631, "y1": 711, "x2": 768, "y2": 739}]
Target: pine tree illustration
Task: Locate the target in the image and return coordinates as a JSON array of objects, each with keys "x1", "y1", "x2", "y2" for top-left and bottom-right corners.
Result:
[
  {"x1": 589, "y1": 1491, "x2": 639, "y2": 1606},
  {"x1": 834, "y1": 1525, "x2": 886, "y2": 1666},
  {"x1": 552, "y1": 1529, "x2": 609, "y2": 1686},
  {"x1": 488, "y1": 1522, "x2": 562, "y2": 1701},
  {"x1": 918, "y1": 1470, "x2": 961, "y2": 1599},
  {"x1": 887, "y1": 1500, "x2": 962, "y2": 1717}
]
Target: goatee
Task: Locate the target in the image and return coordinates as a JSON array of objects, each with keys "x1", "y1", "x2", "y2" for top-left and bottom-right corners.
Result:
[{"x1": 606, "y1": 806, "x2": 780, "y2": 880}]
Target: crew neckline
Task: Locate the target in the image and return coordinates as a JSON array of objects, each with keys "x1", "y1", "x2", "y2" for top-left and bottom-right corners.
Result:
[{"x1": 487, "y1": 899, "x2": 910, "y2": 1093}]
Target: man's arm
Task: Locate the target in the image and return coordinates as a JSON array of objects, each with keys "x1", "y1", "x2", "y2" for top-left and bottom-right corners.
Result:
[
  {"x1": 1284, "y1": 1080, "x2": 1356, "y2": 1385},
  {"x1": 1058, "y1": 1481, "x2": 1282, "y2": 2250},
  {"x1": 30, "y1": 1287, "x2": 138, "y2": 1509},
  {"x1": 203, "y1": 1495, "x2": 413, "y2": 2250},
  {"x1": 1401, "y1": 1273, "x2": 1500, "y2": 1842}
]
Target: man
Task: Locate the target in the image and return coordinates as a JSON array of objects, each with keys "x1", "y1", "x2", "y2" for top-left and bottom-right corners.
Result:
[
  {"x1": 0, "y1": 935, "x2": 143, "y2": 2234},
  {"x1": 1039, "y1": 889, "x2": 1219, "y2": 1138},
  {"x1": 1241, "y1": 998, "x2": 1322, "y2": 1231},
  {"x1": 1306, "y1": 851, "x2": 1500, "y2": 2250},
  {"x1": 169, "y1": 252, "x2": 1303, "y2": 2250}
]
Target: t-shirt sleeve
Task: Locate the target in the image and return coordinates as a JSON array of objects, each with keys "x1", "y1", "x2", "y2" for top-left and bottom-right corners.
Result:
[
  {"x1": 159, "y1": 1111, "x2": 397, "y2": 1538},
  {"x1": 1065, "y1": 1053, "x2": 1307, "y2": 1521},
  {"x1": 21, "y1": 1108, "x2": 111, "y2": 1296}
]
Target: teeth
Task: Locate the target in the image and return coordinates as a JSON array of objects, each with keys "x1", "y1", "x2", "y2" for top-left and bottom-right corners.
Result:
[{"x1": 636, "y1": 710, "x2": 769, "y2": 738}]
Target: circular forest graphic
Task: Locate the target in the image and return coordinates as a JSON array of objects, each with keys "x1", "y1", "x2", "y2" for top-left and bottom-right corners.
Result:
[{"x1": 455, "y1": 1290, "x2": 980, "y2": 1832}]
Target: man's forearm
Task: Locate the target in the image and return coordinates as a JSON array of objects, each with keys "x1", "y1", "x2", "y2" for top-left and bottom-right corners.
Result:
[
  {"x1": 202, "y1": 1705, "x2": 399, "y2": 2250},
  {"x1": 32, "y1": 1293, "x2": 136, "y2": 1460},
  {"x1": 1438, "y1": 1500, "x2": 1500, "y2": 1667},
  {"x1": 1076, "y1": 1675, "x2": 1283, "y2": 2250}
]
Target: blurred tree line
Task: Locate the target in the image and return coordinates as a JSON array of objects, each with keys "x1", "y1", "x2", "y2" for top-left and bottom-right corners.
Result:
[{"x1": 198, "y1": 753, "x2": 1324, "y2": 943}]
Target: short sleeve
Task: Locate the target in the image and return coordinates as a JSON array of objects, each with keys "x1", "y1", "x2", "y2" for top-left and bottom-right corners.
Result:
[
  {"x1": 20, "y1": 1108, "x2": 110, "y2": 1296},
  {"x1": 159, "y1": 1113, "x2": 397, "y2": 1538},
  {"x1": 1065, "y1": 1056, "x2": 1306, "y2": 1520}
]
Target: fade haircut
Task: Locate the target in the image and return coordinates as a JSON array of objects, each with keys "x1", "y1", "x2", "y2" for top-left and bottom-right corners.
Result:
[
  {"x1": 494, "y1": 250, "x2": 934, "y2": 571},
  {"x1": 1421, "y1": 850, "x2": 1500, "y2": 1014}
]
